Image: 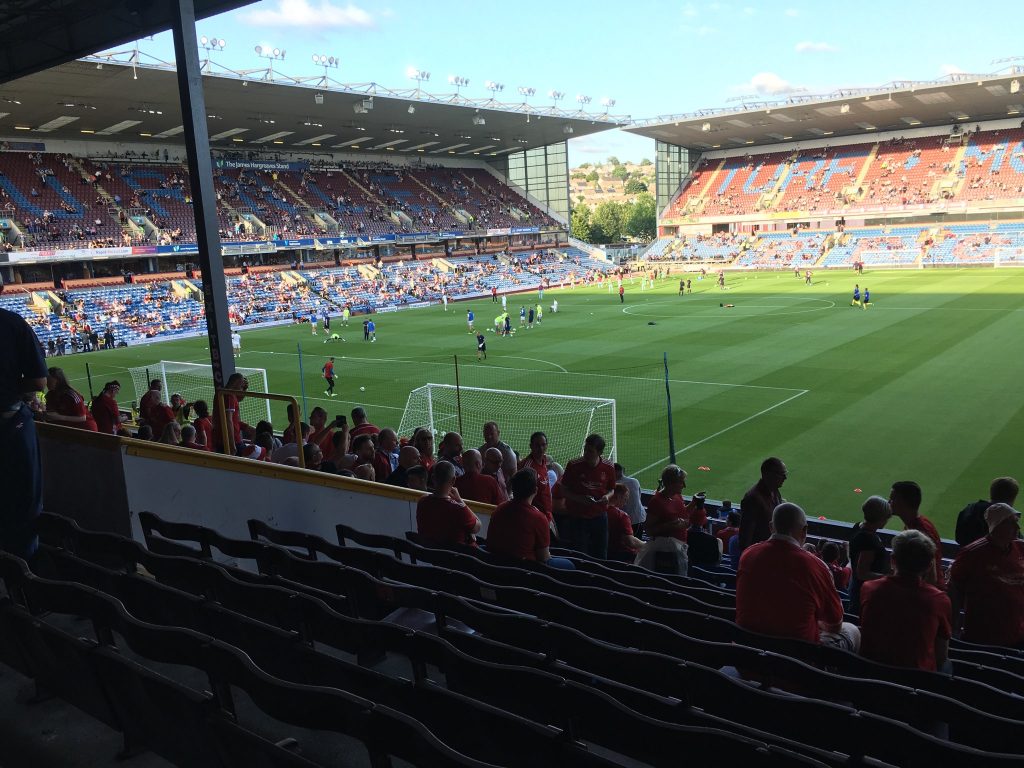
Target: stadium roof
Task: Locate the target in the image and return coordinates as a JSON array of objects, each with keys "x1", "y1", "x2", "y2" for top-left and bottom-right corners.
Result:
[
  {"x1": 626, "y1": 70, "x2": 1024, "y2": 151},
  {"x1": 0, "y1": 0, "x2": 252, "y2": 84},
  {"x1": 0, "y1": 58, "x2": 627, "y2": 157}
]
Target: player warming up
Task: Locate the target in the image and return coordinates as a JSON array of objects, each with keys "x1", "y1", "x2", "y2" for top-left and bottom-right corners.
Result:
[
  {"x1": 323, "y1": 357, "x2": 336, "y2": 397},
  {"x1": 852, "y1": 284, "x2": 861, "y2": 307},
  {"x1": 862, "y1": 287, "x2": 871, "y2": 309},
  {"x1": 476, "y1": 332, "x2": 487, "y2": 361},
  {"x1": 467, "y1": 309, "x2": 475, "y2": 333}
]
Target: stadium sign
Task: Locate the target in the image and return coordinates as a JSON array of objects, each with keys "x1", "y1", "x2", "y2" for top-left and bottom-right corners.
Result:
[
  {"x1": 6, "y1": 245, "x2": 134, "y2": 263},
  {"x1": 214, "y1": 160, "x2": 307, "y2": 172},
  {"x1": 439, "y1": 230, "x2": 465, "y2": 238},
  {"x1": 511, "y1": 226, "x2": 541, "y2": 234},
  {"x1": 486, "y1": 227, "x2": 511, "y2": 236}
]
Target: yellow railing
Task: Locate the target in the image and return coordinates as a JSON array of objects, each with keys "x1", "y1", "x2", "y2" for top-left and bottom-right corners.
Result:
[{"x1": 214, "y1": 388, "x2": 305, "y2": 468}]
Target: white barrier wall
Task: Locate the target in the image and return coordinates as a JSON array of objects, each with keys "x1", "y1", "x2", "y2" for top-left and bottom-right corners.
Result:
[{"x1": 39, "y1": 425, "x2": 493, "y2": 545}]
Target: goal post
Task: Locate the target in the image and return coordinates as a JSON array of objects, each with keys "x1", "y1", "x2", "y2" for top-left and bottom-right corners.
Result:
[
  {"x1": 128, "y1": 361, "x2": 272, "y2": 425},
  {"x1": 398, "y1": 383, "x2": 617, "y2": 466}
]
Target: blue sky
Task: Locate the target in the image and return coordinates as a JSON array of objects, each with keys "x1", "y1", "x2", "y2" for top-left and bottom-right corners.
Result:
[{"x1": 124, "y1": 0, "x2": 1023, "y2": 165}]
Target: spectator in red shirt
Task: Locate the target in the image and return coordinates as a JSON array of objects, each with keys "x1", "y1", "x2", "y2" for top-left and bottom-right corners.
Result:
[
  {"x1": 44, "y1": 367, "x2": 97, "y2": 431},
  {"x1": 645, "y1": 464, "x2": 707, "y2": 543},
  {"x1": 480, "y1": 421, "x2": 517, "y2": 480},
  {"x1": 412, "y1": 427, "x2": 435, "y2": 472},
  {"x1": 607, "y1": 483, "x2": 644, "y2": 562},
  {"x1": 138, "y1": 379, "x2": 162, "y2": 425},
  {"x1": 820, "y1": 542, "x2": 851, "y2": 591},
  {"x1": 192, "y1": 400, "x2": 213, "y2": 451},
  {"x1": 212, "y1": 372, "x2": 253, "y2": 453},
  {"x1": 486, "y1": 467, "x2": 564, "y2": 564},
  {"x1": 889, "y1": 480, "x2": 944, "y2": 586},
  {"x1": 482, "y1": 447, "x2": 509, "y2": 498},
  {"x1": 455, "y1": 449, "x2": 506, "y2": 505},
  {"x1": 716, "y1": 510, "x2": 741, "y2": 552},
  {"x1": 738, "y1": 457, "x2": 787, "y2": 554},
  {"x1": 949, "y1": 503, "x2": 1024, "y2": 648},
  {"x1": 372, "y1": 428, "x2": 399, "y2": 482},
  {"x1": 860, "y1": 529, "x2": 951, "y2": 671},
  {"x1": 519, "y1": 431, "x2": 552, "y2": 520},
  {"x1": 90, "y1": 380, "x2": 122, "y2": 436},
  {"x1": 736, "y1": 502, "x2": 860, "y2": 651},
  {"x1": 180, "y1": 424, "x2": 205, "y2": 450},
  {"x1": 348, "y1": 406, "x2": 379, "y2": 438},
  {"x1": 557, "y1": 433, "x2": 617, "y2": 558},
  {"x1": 416, "y1": 460, "x2": 480, "y2": 547},
  {"x1": 148, "y1": 400, "x2": 175, "y2": 441}
]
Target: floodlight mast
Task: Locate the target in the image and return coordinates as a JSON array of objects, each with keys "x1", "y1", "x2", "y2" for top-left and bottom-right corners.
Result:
[
  {"x1": 254, "y1": 45, "x2": 286, "y2": 80},
  {"x1": 449, "y1": 75, "x2": 470, "y2": 97},
  {"x1": 408, "y1": 67, "x2": 430, "y2": 98},
  {"x1": 485, "y1": 80, "x2": 505, "y2": 105},
  {"x1": 312, "y1": 53, "x2": 338, "y2": 87},
  {"x1": 198, "y1": 35, "x2": 226, "y2": 73}
]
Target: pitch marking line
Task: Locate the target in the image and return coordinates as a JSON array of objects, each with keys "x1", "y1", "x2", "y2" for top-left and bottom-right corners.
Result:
[{"x1": 629, "y1": 388, "x2": 810, "y2": 480}]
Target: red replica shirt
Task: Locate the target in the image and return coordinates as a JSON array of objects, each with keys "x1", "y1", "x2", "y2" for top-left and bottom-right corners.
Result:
[
  {"x1": 349, "y1": 423, "x2": 380, "y2": 438},
  {"x1": 907, "y1": 515, "x2": 945, "y2": 583},
  {"x1": 371, "y1": 448, "x2": 393, "y2": 483},
  {"x1": 560, "y1": 457, "x2": 617, "y2": 519},
  {"x1": 212, "y1": 393, "x2": 242, "y2": 452},
  {"x1": 139, "y1": 389, "x2": 161, "y2": 423},
  {"x1": 454, "y1": 472, "x2": 505, "y2": 506},
  {"x1": 46, "y1": 388, "x2": 97, "y2": 431},
  {"x1": 487, "y1": 498, "x2": 549, "y2": 561},
  {"x1": 416, "y1": 494, "x2": 478, "y2": 547},
  {"x1": 519, "y1": 455, "x2": 552, "y2": 519},
  {"x1": 716, "y1": 525, "x2": 739, "y2": 551},
  {"x1": 607, "y1": 506, "x2": 638, "y2": 556},
  {"x1": 646, "y1": 493, "x2": 707, "y2": 543},
  {"x1": 91, "y1": 394, "x2": 120, "y2": 435},
  {"x1": 736, "y1": 538, "x2": 843, "y2": 644},
  {"x1": 193, "y1": 416, "x2": 213, "y2": 451},
  {"x1": 148, "y1": 404, "x2": 175, "y2": 439},
  {"x1": 323, "y1": 362, "x2": 334, "y2": 378},
  {"x1": 950, "y1": 537, "x2": 1024, "y2": 647},
  {"x1": 860, "y1": 575, "x2": 951, "y2": 671}
]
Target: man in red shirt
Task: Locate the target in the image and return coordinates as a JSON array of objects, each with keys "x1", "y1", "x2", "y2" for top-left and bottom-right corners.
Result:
[
  {"x1": 738, "y1": 457, "x2": 787, "y2": 554},
  {"x1": 736, "y1": 502, "x2": 860, "y2": 651},
  {"x1": 372, "y1": 428, "x2": 398, "y2": 483},
  {"x1": 889, "y1": 480, "x2": 944, "y2": 586},
  {"x1": 138, "y1": 379, "x2": 162, "y2": 425},
  {"x1": 90, "y1": 381, "x2": 122, "y2": 436},
  {"x1": 147, "y1": 399, "x2": 175, "y2": 441},
  {"x1": 644, "y1": 464, "x2": 707, "y2": 543},
  {"x1": 416, "y1": 460, "x2": 480, "y2": 547},
  {"x1": 455, "y1": 449, "x2": 506, "y2": 505},
  {"x1": 44, "y1": 367, "x2": 97, "y2": 431},
  {"x1": 482, "y1": 447, "x2": 509, "y2": 498},
  {"x1": 557, "y1": 433, "x2": 617, "y2": 558},
  {"x1": 518, "y1": 431, "x2": 552, "y2": 519},
  {"x1": 486, "y1": 468, "x2": 554, "y2": 562},
  {"x1": 192, "y1": 400, "x2": 213, "y2": 451},
  {"x1": 348, "y1": 406, "x2": 379, "y2": 438},
  {"x1": 949, "y1": 503, "x2": 1024, "y2": 648},
  {"x1": 860, "y1": 530, "x2": 951, "y2": 671}
]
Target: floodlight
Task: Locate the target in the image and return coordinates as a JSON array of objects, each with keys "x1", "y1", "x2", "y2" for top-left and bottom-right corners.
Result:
[
  {"x1": 701, "y1": 122, "x2": 711, "y2": 132},
  {"x1": 576, "y1": 94, "x2": 592, "y2": 105},
  {"x1": 314, "y1": 92, "x2": 324, "y2": 105},
  {"x1": 408, "y1": 104, "x2": 416, "y2": 114},
  {"x1": 1012, "y1": 79, "x2": 1021, "y2": 94}
]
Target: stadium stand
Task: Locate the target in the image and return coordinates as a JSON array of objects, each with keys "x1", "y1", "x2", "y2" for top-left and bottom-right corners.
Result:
[{"x1": 7, "y1": 509, "x2": 1023, "y2": 767}]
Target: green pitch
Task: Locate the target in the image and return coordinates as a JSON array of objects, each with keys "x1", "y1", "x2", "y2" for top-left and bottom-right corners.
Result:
[{"x1": 51, "y1": 268, "x2": 1024, "y2": 537}]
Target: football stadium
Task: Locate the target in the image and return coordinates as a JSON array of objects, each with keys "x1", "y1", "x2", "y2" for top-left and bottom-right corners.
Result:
[{"x1": 2, "y1": 1, "x2": 1024, "y2": 765}]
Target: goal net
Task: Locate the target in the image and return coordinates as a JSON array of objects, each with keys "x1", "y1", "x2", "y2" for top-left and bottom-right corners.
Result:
[
  {"x1": 398, "y1": 383, "x2": 616, "y2": 467},
  {"x1": 128, "y1": 361, "x2": 272, "y2": 425},
  {"x1": 994, "y1": 247, "x2": 1024, "y2": 268}
]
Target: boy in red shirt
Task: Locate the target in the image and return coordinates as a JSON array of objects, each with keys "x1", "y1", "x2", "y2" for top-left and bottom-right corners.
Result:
[
  {"x1": 889, "y1": 480, "x2": 944, "y2": 585},
  {"x1": 607, "y1": 483, "x2": 644, "y2": 562},
  {"x1": 487, "y1": 468, "x2": 552, "y2": 562},
  {"x1": 645, "y1": 464, "x2": 707, "y2": 543}
]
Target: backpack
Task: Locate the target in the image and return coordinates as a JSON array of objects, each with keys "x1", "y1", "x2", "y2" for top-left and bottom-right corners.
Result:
[{"x1": 955, "y1": 499, "x2": 990, "y2": 546}]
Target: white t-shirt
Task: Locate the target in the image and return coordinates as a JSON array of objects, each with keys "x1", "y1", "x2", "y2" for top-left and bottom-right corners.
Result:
[{"x1": 231, "y1": 332, "x2": 241, "y2": 349}]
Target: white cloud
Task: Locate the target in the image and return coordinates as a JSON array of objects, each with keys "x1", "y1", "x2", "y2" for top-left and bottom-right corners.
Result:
[
  {"x1": 940, "y1": 64, "x2": 964, "y2": 75},
  {"x1": 795, "y1": 40, "x2": 838, "y2": 53},
  {"x1": 681, "y1": 24, "x2": 717, "y2": 36},
  {"x1": 682, "y1": 2, "x2": 699, "y2": 16},
  {"x1": 735, "y1": 72, "x2": 804, "y2": 95},
  {"x1": 784, "y1": 7, "x2": 799, "y2": 16},
  {"x1": 242, "y1": 0, "x2": 376, "y2": 28}
]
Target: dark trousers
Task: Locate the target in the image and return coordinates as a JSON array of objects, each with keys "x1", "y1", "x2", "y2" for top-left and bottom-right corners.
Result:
[
  {"x1": 560, "y1": 513, "x2": 609, "y2": 559},
  {"x1": 0, "y1": 403, "x2": 41, "y2": 560}
]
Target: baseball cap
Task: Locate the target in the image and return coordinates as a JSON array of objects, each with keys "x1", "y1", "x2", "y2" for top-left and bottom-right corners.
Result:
[{"x1": 985, "y1": 503, "x2": 1020, "y2": 533}]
